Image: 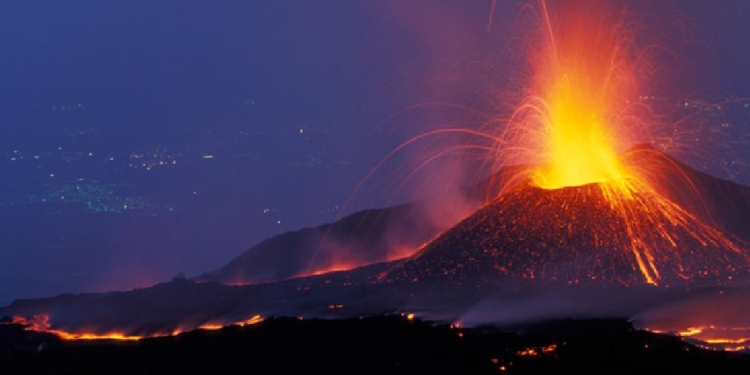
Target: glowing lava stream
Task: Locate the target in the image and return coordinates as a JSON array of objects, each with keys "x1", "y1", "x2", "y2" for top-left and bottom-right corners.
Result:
[
  {"x1": 646, "y1": 326, "x2": 750, "y2": 352},
  {"x1": 2, "y1": 314, "x2": 263, "y2": 341}
]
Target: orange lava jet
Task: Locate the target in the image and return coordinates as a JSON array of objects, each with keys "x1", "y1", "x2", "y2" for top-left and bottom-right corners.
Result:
[{"x1": 524, "y1": 0, "x2": 639, "y2": 191}]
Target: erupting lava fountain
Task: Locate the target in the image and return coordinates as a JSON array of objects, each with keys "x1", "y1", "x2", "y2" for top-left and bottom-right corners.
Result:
[{"x1": 385, "y1": 0, "x2": 750, "y2": 287}]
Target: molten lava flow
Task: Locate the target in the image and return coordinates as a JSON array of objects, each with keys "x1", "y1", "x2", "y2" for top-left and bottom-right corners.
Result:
[
  {"x1": 678, "y1": 326, "x2": 750, "y2": 350},
  {"x1": 644, "y1": 325, "x2": 750, "y2": 352},
  {"x1": 298, "y1": 262, "x2": 363, "y2": 278},
  {"x1": 636, "y1": 289, "x2": 750, "y2": 353},
  {"x1": 3, "y1": 314, "x2": 264, "y2": 341},
  {"x1": 3, "y1": 315, "x2": 142, "y2": 341},
  {"x1": 199, "y1": 314, "x2": 263, "y2": 330},
  {"x1": 197, "y1": 323, "x2": 224, "y2": 331}
]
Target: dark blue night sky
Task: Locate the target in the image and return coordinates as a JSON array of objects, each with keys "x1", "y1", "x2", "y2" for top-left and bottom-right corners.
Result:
[{"x1": 1, "y1": 1, "x2": 750, "y2": 304}]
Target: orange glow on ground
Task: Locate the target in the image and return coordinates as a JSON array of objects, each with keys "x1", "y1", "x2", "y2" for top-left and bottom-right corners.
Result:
[
  {"x1": 52, "y1": 331, "x2": 142, "y2": 341},
  {"x1": 515, "y1": 344, "x2": 557, "y2": 357},
  {"x1": 3, "y1": 315, "x2": 142, "y2": 341},
  {"x1": 645, "y1": 325, "x2": 750, "y2": 352},
  {"x1": 232, "y1": 314, "x2": 264, "y2": 326},
  {"x1": 197, "y1": 323, "x2": 224, "y2": 331},
  {"x1": 300, "y1": 263, "x2": 362, "y2": 278},
  {"x1": 224, "y1": 263, "x2": 364, "y2": 286},
  {"x1": 4, "y1": 314, "x2": 264, "y2": 341}
]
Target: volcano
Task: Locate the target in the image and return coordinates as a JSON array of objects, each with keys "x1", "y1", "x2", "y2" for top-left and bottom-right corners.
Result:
[
  {"x1": 381, "y1": 145, "x2": 750, "y2": 288},
  {"x1": 383, "y1": 180, "x2": 747, "y2": 288},
  {"x1": 1, "y1": 147, "x2": 750, "y2": 339},
  {"x1": 202, "y1": 145, "x2": 750, "y2": 290}
]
